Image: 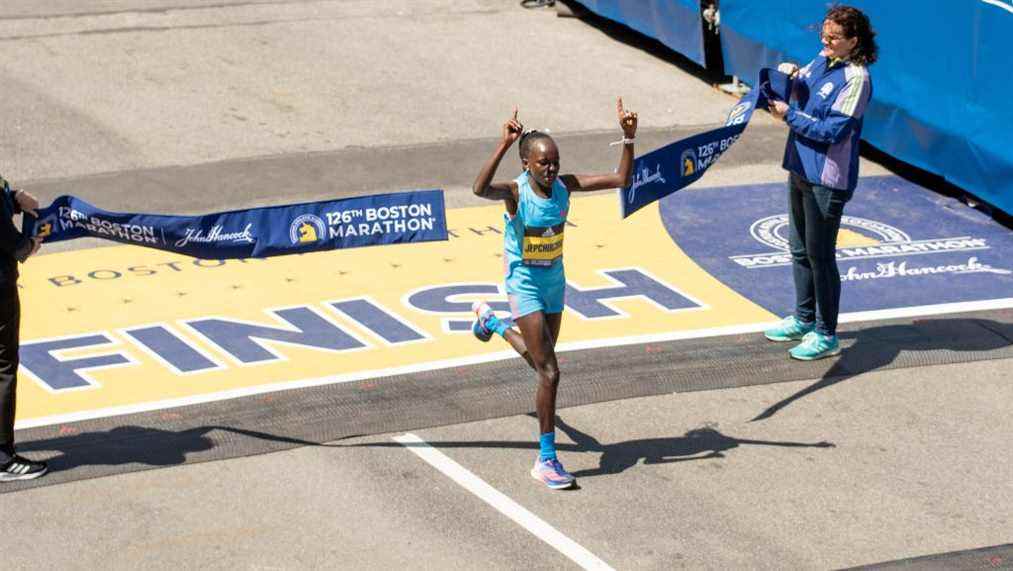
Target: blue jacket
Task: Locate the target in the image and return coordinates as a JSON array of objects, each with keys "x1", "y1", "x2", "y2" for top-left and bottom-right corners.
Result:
[
  {"x1": 782, "y1": 55, "x2": 872, "y2": 192},
  {"x1": 1, "y1": 176, "x2": 30, "y2": 287}
]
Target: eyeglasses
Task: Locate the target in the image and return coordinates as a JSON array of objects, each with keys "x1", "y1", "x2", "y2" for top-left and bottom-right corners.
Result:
[{"x1": 821, "y1": 32, "x2": 848, "y2": 43}]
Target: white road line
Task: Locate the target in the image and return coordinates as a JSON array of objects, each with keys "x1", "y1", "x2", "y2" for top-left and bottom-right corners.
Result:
[
  {"x1": 837, "y1": 299, "x2": 1013, "y2": 324},
  {"x1": 16, "y1": 297, "x2": 1013, "y2": 430},
  {"x1": 393, "y1": 433, "x2": 615, "y2": 571}
]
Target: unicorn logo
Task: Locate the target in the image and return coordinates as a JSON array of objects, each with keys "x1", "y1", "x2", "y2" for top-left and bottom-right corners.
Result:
[
  {"x1": 680, "y1": 149, "x2": 698, "y2": 177},
  {"x1": 35, "y1": 215, "x2": 57, "y2": 239},
  {"x1": 289, "y1": 214, "x2": 327, "y2": 245},
  {"x1": 298, "y1": 222, "x2": 318, "y2": 243}
]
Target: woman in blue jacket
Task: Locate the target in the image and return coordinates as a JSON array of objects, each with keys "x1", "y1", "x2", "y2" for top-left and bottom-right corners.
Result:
[{"x1": 764, "y1": 5, "x2": 878, "y2": 360}]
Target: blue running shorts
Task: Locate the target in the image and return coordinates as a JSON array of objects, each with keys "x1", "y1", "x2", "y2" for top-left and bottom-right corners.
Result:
[{"x1": 507, "y1": 268, "x2": 565, "y2": 318}]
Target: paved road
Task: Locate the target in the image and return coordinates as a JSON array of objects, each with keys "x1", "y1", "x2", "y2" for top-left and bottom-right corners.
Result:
[
  {"x1": 3, "y1": 359, "x2": 1010, "y2": 569},
  {"x1": 0, "y1": 0, "x2": 737, "y2": 183},
  {"x1": 0, "y1": 2, "x2": 1008, "y2": 570}
]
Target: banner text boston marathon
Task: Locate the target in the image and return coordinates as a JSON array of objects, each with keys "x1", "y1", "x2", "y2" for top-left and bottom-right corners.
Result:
[
  {"x1": 24, "y1": 190, "x2": 448, "y2": 259},
  {"x1": 21, "y1": 69, "x2": 789, "y2": 254}
]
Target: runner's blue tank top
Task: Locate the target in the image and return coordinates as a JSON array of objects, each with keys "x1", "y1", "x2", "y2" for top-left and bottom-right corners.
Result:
[{"x1": 503, "y1": 172, "x2": 569, "y2": 289}]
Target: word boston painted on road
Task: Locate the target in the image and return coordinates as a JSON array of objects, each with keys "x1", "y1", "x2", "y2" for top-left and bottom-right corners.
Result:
[
  {"x1": 24, "y1": 190, "x2": 448, "y2": 259},
  {"x1": 620, "y1": 68, "x2": 791, "y2": 218}
]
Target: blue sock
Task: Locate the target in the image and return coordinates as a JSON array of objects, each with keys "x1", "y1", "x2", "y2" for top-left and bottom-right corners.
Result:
[
  {"x1": 486, "y1": 314, "x2": 510, "y2": 337},
  {"x1": 538, "y1": 432, "x2": 557, "y2": 461}
]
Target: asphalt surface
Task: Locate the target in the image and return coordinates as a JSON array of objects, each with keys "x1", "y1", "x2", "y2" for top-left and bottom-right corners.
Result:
[{"x1": 0, "y1": 1, "x2": 1009, "y2": 569}]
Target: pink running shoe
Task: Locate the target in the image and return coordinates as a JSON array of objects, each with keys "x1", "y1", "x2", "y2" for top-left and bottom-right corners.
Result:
[
  {"x1": 530, "y1": 458, "x2": 576, "y2": 489},
  {"x1": 471, "y1": 301, "x2": 497, "y2": 342}
]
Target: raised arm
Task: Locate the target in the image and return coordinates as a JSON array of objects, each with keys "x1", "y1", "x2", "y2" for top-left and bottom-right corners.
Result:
[
  {"x1": 562, "y1": 98, "x2": 638, "y2": 192},
  {"x1": 472, "y1": 108, "x2": 522, "y2": 202}
]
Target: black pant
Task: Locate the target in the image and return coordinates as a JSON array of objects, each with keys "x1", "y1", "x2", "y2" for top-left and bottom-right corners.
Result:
[
  {"x1": 0, "y1": 284, "x2": 19, "y2": 465},
  {"x1": 788, "y1": 173, "x2": 851, "y2": 337}
]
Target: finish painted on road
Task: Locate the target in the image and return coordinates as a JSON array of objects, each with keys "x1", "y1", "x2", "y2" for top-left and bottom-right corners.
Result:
[
  {"x1": 15, "y1": 177, "x2": 1012, "y2": 428},
  {"x1": 16, "y1": 192, "x2": 771, "y2": 428}
]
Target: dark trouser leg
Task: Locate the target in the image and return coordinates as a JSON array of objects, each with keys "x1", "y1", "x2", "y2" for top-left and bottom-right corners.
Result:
[
  {"x1": 789, "y1": 174, "x2": 849, "y2": 335},
  {"x1": 0, "y1": 285, "x2": 19, "y2": 465},
  {"x1": 807, "y1": 184, "x2": 846, "y2": 336},
  {"x1": 788, "y1": 174, "x2": 816, "y2": 324},
  {"x1": 795, "y1": 176, "x2": 849, "y2": 336}
]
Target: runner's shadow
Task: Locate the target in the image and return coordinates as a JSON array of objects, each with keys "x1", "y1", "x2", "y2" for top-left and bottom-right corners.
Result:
[
  {"x1": 555, "y1": 418, "x2": 834, "y2": 478},
  {"x1": 751, "y1": 318, "x2": 1012, "y2": 422},
  {"x1": 362, "y1": 416, "x2": 833, "y2": 480},
  {"x1": 17, "y1": 425, "x2": 328, "y2": 473}
]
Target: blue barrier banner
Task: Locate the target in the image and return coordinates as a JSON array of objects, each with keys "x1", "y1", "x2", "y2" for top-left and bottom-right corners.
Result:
[
  {"x1": 621, "y1": 68, "x2": 790, "y2": 218},
  {"x1": 718, "y1": 1, "x2": 1013, "y2": 216},
  {"x1": 573, "y1": 0, "x2": 705, "y2": 66},
  {"x1": 25, "y1": 190, "x2": 448, "y2": 259}
]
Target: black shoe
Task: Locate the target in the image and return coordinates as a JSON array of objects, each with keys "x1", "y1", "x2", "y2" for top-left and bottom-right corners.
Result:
[{"x1": 0, "y1": 455, "x2": 49, "y2": 482}]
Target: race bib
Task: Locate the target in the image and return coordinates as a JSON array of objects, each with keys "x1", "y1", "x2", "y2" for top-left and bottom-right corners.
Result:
[{"x1": 521, "y1": 223, "x2": 565, "y2": 267}]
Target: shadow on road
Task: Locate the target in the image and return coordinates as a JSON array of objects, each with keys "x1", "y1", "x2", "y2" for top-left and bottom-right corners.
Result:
[
  {"x1": 17, "y1": 425, "x2": 328, "y2": 473},
  {"x1": 751, "y1": 318, "x2": 1012, "y2": 422},
  {"x1": 355, "y1": 416, "x2": 834, "y2": 480},
  {"x1": 555, "y1": 418, "x2": 834, "y2": 478}
]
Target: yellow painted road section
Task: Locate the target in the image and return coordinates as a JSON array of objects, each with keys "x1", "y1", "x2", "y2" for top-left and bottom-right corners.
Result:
[{"x1": 16, "y1": 195, "x2": 776, "y2": 426}]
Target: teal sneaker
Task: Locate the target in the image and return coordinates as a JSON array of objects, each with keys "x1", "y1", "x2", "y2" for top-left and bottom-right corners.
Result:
[
  {"x1": 789, "y1": 332, "x2": 841, "y2": 361},
  {"x1": 764, "y1": 316, "x2": 815, "y2": 342}
]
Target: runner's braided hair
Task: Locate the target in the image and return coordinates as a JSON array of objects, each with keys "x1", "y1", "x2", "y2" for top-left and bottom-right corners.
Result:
[
  {"x1": 519, "y1": 130, "x2": 554, "y2": 160},
  {"x1": 826, "y1": 5, "x2": 878, "y2": 65}
]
